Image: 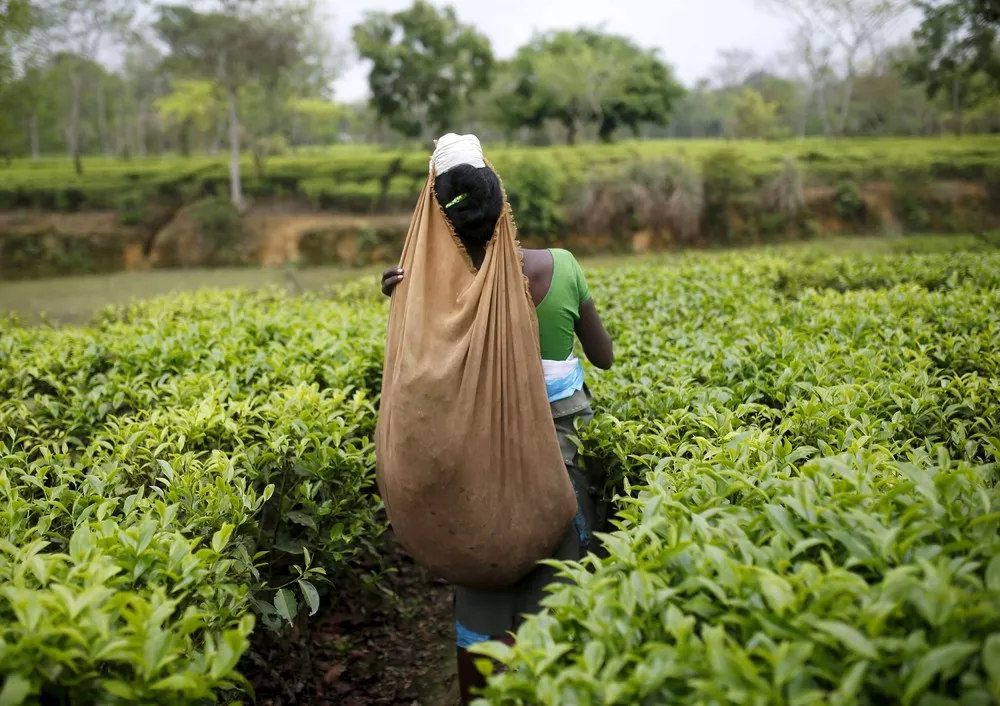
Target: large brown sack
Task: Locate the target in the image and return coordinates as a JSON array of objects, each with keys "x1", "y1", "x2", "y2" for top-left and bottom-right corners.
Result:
[{"x1": 375, "y1": 165, "x2": 577, "y2": 590}]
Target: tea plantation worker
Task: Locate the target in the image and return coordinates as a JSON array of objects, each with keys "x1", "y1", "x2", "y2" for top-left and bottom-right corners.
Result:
[{"x1": 380, "y1": 133, "x2": 614, "y2": 705}]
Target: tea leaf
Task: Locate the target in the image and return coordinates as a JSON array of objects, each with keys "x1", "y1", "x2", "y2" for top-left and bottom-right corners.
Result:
[
  {"x1": 298, "y1": 580, "x2": 320, "y2": 617},
  {"x1": 903, "y1": 642, "x2": 979, "y2": 704},
  {"x1": 0, "y1": 675, "x2": 32, "y2": 706},
  {"x1": 274, "y1": 588, "x2": 297, "y2": 626}
]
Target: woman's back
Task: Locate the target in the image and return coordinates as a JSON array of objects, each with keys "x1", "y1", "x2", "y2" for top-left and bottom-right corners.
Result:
[{"x1": 522, "y1": 249, "x2": 589, "y2": 361}]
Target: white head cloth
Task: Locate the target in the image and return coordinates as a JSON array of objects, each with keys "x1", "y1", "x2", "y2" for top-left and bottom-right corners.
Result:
[{"x1": 431, "y1": 133, "x2": 485, "y2": 176}]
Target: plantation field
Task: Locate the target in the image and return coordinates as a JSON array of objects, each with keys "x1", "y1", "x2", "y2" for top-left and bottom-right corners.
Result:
[
  {"x1": 1, "y1": 136, "x2": 999, "y2": 214},
  {"x1": 1, "y1": 235, "x2": 999, "y2": 704}
]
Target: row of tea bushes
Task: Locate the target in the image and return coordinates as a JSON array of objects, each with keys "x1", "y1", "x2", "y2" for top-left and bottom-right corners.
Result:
[
  {"x1": 0, "y1": 287, "x2": 389, "y2": 703},
  {"x1": 3, "y1": 238, "x2": 1000, "y2": 702},
  {"x1": 474, "y1": 247, "x2": 1000, "y2": 705},
  {"x1": 1, "y1": 136, "x2": 998, "y2": 220}
]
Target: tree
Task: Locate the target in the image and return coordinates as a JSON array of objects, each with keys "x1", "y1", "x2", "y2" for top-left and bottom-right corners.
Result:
[
  {"x1": 760, "y1": 0, "x2": 909, "y2": 135},
  {"x1": 352, "y1": 0, "x2": 493, "y2": 139},
  {"x1": 591, "y1": 33, "x2": 685, "y2": 142},
  {"x1": 713, "y1": 48, "x2": 760, "y2": 90},
  {"x1": 288, "y1": 98, "x2": 343, "y2": 145},
  {"x1": 0, "y1": 0, "x2": 36, "y2": 69},
  {"x1": 531, "y1": 33, "x2": 635, "y2": 144},
  {"x1": 904, "y1": 0, "x2": 1000, "y2": 134},
  {"x1": 156, "y1": 1, "x2": 323, "y2": 208},
  {"x1": 36, "y1": 0, "x2": 137, "y2": 173},
  {"x1": 155, "y1": 79, "x2": 223, "y2": 157},
  {"x1": 500, "y1": 29, "x2": 683, "y2": 144},
  {"x1": 730, "y1": 87, "x2": 784, "y2": 138}
]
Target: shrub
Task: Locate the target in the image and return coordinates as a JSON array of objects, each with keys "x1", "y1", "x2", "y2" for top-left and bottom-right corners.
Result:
[
  {"x1": 834, "y1": 182, "x2": 866, "y2": 224},
  {"x1": 893, "y1": 167, "x2": 933, "y2": 233},
  {"x1": 503, "y1": 160, "x2": 563, "y2": 243},
  {"x1": 984, "y1": 164, "x2": 1000, "y2": 207},
  {"x1": 700, "y1": 148, "x2": 754, "y2": 243},
  {"x1": 762, "y1": 156, "x2": 805, "y2": 217},
  {"x1": 701, "y1": 148, "x2": 754, "y2": 206},
  {"x1": 625, "y1": 158, "x2": 704, "y2": 243},
  {"x1": 472, "y1": 246, "x2": 1000, "y2": 706},
  {"x1": 188, "y1": 196, "x2": 245, "y2": 266},
  {"x1": 571, "y1": 158, "x2": 704, "y2": 245},
  {"x1": 0, "y1": 289, "x2": 388, "y2": 702},
  {"x1": 117, "y1": 189, "x2": 148, "y2": 225}
]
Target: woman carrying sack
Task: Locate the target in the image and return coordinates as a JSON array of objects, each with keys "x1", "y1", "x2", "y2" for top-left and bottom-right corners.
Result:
[{"x1": 377, "y1": 134, "x2": 614, "y2": 704}]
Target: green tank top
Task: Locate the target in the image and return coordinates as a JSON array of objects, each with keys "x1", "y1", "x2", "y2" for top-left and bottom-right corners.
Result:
[{"x1": 535, "y1": 249, "x2": 590, "y2": 360}]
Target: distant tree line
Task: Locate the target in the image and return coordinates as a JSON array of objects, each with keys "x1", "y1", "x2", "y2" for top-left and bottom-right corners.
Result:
[{"x1": 0, "y1": 0, "x2": 997, "y2": 176}]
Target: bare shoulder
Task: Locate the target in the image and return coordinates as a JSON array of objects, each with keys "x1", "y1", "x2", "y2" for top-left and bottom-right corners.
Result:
[
  {"x1": 520, "y1": 248, "x2": 554, "y2": 305},
  {"x1": 520, "y1": 248, "x2": 552, "y2": 273}
]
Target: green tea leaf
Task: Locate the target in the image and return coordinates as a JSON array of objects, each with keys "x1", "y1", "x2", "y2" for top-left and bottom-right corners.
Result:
[
  {"x1": 766, "y1": 504, "x2": 804, "y2": 542},
  {"x1": 814, "y1": 621, "x2": 879, "y2": 660},
  {"x1": 212, "y1": 524, "x2": 235, "y2": 554},
  {"x1": 983, "y1": 634, "x2": 1000, "y2": 688},
  {"x1": 0, "y1": 674, "x2": 32, "y2": 706},
  {"x1": 986, "y1": 556, "x2": 1000, "y2": 592},
  {"x1": 298, "y1": 580, "x2": 320, "y2": 616},
  {"x1": 903, "y1": 642, "x2": 979, "y2": 704},
  {"x1": 274, "y1": 588, "x2": 297, "y2": 626}
]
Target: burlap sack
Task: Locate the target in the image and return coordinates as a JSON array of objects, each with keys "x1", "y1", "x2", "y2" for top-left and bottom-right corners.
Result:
[{"x1": 375, "y1": 165, "x2": 577, "y2": 590}]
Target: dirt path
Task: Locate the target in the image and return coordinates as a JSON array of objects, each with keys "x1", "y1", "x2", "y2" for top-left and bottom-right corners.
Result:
[{"x1": 252, "y1": 540, "x2": 459, "y2": 706}]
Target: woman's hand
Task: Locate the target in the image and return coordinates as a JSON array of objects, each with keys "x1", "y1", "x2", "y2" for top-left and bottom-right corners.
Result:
[{"x1": 381, "y1": 266, "x2": 404, "y2": 296}]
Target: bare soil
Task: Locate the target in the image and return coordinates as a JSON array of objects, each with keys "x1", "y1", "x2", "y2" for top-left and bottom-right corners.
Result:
[{"x1": 249, "y1": 540, "x2": 459, "y2": 706}]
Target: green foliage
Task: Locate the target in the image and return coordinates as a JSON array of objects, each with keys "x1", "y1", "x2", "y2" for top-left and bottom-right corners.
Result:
[
  {"x1": 730, "y1": 87, "x2": 785, "y2": 139},
  {"x1": 0, "y1": 231, "x2": 127, "y2": 279},
  {"x1": 498, "y1": 29, "x2": 684, "y2": 143},
  {"x1": 985, "y1": 163, "x2": 1000, "y2": 203},
  {"x1": 3, "y1": 238, "x2": 1000, "y2": 701},
  {"x1": 701, "y1": 148, "x2": 754, "y2": 205},
  {"x1": 834, "y1": 182, "x2": 867, "y2": 224},
  {"x1": 905, "y1": 0, "x2": 1000, "y2": 134},
  {"x1": 894, "y1": 168, "x2": 934, "y2": 232},
  {"x1": 352, "y1": 0, "x2": 493, "y2": 138},
  {"x1": 503, "y1": 160, "x2": 563, "y2": 242},
  {"x1": 188, "y1": 196, "x2": 244, "y2": 265},
  {"x1": 762, "y1": 156, "x2": 805, "y2": 217},
  {"x1": 573, "y1": 158, "x2": 704, "y2": 245},
  {"x1": 0, "y1": 287, "x2": 388, "y2": 700},
  {"x1": 1, "y1": 137, "x2": 998, "y2": 213},
  {"x1": 117, "y1": 189, "x2": 147, "y2": 225},
  {"x1": 472, "y1": 244, "x2": 1000, "y2": 705}
]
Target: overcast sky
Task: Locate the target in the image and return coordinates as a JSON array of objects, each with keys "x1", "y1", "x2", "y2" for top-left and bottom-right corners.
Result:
[{"x1": 325, "y1": 0, "x2": 920, "y2": 102}]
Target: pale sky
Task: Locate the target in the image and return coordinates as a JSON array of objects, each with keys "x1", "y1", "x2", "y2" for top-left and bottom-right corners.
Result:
[{"x1": 325, "y1": 0, "x2": 920, "y2": 102}]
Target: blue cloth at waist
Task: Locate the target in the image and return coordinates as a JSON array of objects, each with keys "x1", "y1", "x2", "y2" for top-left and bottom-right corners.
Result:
[{"x1": 545, "y1": 359, "x2": 585, "y2": 403}]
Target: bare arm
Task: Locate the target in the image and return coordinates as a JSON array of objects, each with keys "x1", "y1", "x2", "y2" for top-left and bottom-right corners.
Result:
[{"x1": 575, "y1": 299, "x2": 613, "y2": 370}]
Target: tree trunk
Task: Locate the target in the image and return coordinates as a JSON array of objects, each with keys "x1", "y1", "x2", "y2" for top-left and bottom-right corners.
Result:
[
  {"x1": 156, "y1": 114, "x2": 165, "y2": 155},
  {"x1": 836, "y1": 66, "x2": 856, "y2": 137},
  {"x1": 29, "y1": 112, "x2": 39, "y2": 160},
  {"x1": 115, "y1": 90, "x2": 128, "y2": 159},
  {"x1": 952, "y1": 75, "x2": 963, "y2": 137},
  {"x1": 69, "y1": 70, "x2": 84, "y2": 175},
  {"x1": 210, "y1": 115, "x2": 224, "y2": 155},
  {"x1": 227, "y1": 85, "x2": 245, "y2": 210},
  {"x1": 137, "y1": 100, "x2": 148, "y2": 157},
  {"x1": 816, "y1": 83, "x2": 831, "y2": 137},
  {"x1": 180, "y1": 117, "x2": 192, "y2": 158},
  {"x1": 97, "y1": 84, "x2": 110, "y2": 158}
]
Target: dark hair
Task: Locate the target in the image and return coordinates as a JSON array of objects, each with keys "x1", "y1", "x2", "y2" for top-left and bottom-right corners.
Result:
[{"x1": 435, "y1": 164, "x2": 504, "y2": 247}]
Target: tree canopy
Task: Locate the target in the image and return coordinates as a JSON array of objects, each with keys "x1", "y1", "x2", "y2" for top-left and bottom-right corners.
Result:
[{"x1": 352, "y1": 0, "x2": 493, "y2": 139}]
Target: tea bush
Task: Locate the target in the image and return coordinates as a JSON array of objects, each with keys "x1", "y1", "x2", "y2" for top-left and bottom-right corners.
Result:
[
  {"x1": 2, "y1": 137, "x2": 999, "y2": 214},
  {"x1": 0, "y1": 288, "x2": 388, "y2": 703},
  {"x1": 474, "y1": 246, "x2": 1000, "y2": 705},
  {"x1": 3, "y1": 237, "x2": 1000, "y2": 703}
]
